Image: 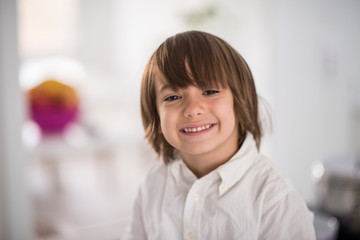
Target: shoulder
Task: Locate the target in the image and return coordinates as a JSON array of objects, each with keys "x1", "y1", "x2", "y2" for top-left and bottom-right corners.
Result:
[
  {"x1": 253, "y1": 155, "x2": 295, "y2": 196},
  {"x1": 253, "y1": 156, "x2": 316, "y2": 239},
  {"x1": 145, "y1": 160, "x2": 168, "y2": 179},
  {"x1": 138, "y1": 159, "x2": 181, "y2": 197},
  {"x1": 141, "y1": 160, "x2": 168, "y2": 189},
  {"x1": 245, "y1": 154, "x2": 309, "y2": 211}
]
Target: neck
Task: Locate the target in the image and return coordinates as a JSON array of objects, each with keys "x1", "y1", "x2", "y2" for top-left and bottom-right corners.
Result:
[{"x1": 180, "y1": 146, "x2": 239, "y2": 178}]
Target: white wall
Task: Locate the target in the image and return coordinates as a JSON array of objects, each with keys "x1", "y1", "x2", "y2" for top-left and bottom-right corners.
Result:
[
  {"x1": 0, "y1": 0, "x2": 32, "y2": 239},
  {"x1": 273, "y1": 0, "x2": 360, "y2": 202}
]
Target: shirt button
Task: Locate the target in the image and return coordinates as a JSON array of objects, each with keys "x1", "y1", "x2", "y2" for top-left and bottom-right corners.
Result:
[
  {"x1": 192, "y1": 193, "x2": 199, "y2": 201},
  {"x1": 220, "y1": 183, "x2": 227, "y2": 193},
  {"x1": 188, "y1": 232, "x2": 195, "y2": 239}
]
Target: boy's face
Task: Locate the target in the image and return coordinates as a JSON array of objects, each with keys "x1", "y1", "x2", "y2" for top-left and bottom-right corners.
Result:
[{"x1": 155, "y1": 72, "x2": 239, "y2": 164}]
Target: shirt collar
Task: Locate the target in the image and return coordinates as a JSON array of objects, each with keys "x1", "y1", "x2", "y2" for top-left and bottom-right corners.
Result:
[
  {"x1": 169, "y1": 132, "x2": 259, "y2": 195},
  {"x1": 216, "y1": 132, "x2": 259, "y2": 195},
  {"x1": 170, "y1": 155, "x2": 197, "y2": 186}
]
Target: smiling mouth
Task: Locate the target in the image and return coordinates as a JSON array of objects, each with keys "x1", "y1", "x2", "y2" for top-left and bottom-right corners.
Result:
[{"x1": 181, "y1": 124, "x2": 214, "y2": 133}]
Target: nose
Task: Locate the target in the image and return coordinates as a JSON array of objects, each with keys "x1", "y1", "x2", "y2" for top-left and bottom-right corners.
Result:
[{"x1": 183, "y1": 96, "x2": 204, "y2": 118}]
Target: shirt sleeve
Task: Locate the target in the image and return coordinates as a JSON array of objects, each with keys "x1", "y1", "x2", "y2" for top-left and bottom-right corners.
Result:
[
  {"x1": 258, "y1": 190, "x2": 316, "y2": 240},
  {"x1": 122, "y1": 189, "x2": 147, "y2": 240}
]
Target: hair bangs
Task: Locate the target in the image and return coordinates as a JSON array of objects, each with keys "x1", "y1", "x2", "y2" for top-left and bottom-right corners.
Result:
[{"x1": 154, "y1": 32, "x2": 229, "y2": 91}]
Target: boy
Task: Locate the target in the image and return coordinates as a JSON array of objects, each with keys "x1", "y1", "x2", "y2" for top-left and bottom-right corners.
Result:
[{"x1": 124, "y1": 31, "x2": 315, "y2": 239}]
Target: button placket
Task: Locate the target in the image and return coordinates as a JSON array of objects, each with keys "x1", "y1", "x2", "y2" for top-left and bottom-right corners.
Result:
[
  {"x1": 187, "y1": 231, "x2": 195, "y2": 239},
  {"x1": 183, "y1": 177, "x2": 213, "y2": 240},
  {"x1": 183, "y1": 190, "x2": 198, "y2": 239},
  {"x1": 219, "y1": 183, "x2": 228, "y2": 195},
  {"x1": 192, "y1": 192, "x2": 200, "y2": 201}
]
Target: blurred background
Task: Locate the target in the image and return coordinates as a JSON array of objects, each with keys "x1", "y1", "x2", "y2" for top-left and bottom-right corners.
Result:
[{"x1": 1, "y1": 0, "x2": 359, "y2": 239}]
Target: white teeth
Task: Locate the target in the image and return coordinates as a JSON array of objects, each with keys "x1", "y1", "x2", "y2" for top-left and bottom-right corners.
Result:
[{"x1": 183, "y1": 124, "x2": 211, "y2": 133}]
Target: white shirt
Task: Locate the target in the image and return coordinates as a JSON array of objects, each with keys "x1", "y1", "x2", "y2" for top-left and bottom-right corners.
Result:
[{"x1": 124, "y1": 133, "x2": 316, "y2": 240}]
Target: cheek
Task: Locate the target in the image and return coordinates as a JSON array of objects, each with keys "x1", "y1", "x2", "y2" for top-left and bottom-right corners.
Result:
[
  {"x1": 225, "y1": 108, "x2": 237, "y2": 126},
  {"x1": 216, "y1": 101, "x2": 236, "y2": 120},
  {"x1": 158, "y1": 108, "x2": 174, "y2": 133}
]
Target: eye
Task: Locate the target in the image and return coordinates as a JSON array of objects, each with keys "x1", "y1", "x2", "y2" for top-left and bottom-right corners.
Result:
[
  {"x1": 164, "y1": 95, "x2": 181, "y2": 102},
  {"x1": 203, "y1": 90, "x2": 220, "y2": 95}
]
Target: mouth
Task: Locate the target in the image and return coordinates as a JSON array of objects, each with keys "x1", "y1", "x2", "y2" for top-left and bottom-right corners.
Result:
[{"x1": 180, "y1": 124, "x2": 215, "y2": 133}]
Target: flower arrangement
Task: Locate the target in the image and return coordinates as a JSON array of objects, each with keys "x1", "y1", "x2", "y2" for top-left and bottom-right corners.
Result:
[{"x1": 27, "y1": 79, "x2": 80, "y2": 134}]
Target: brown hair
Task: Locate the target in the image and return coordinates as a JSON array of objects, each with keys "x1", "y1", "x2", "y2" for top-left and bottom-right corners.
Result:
[{"x1": 141, "y1": 31, "x2": 262, "y2": 163}]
